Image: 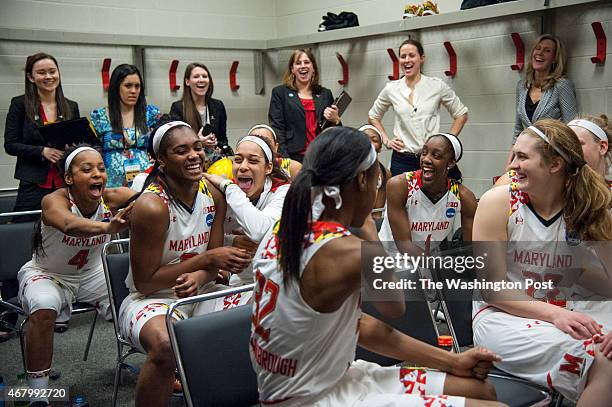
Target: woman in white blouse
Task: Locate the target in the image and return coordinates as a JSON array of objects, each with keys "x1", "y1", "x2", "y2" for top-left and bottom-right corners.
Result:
[{"x1": 368, "y1": 39, "x2": 468, "y2": 178}]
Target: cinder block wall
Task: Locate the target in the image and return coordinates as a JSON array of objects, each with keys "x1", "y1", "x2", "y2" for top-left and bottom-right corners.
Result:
[{"x1": 1, "y1": 1, "x2": 611, "y2": 196}]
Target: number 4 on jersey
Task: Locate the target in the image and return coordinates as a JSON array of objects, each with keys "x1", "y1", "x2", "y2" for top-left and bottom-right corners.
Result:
[{"x1": 68, "y1": 249, "x2": 90, "y2": 270}]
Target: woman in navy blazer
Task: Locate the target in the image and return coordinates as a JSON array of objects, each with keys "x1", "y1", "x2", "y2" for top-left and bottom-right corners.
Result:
[
  {"x1": 268, "y1": 49, "x2": 340, "y2": 162},
  {"x1": 507, "y1": 34, "x2": 578, "y2": 166}
]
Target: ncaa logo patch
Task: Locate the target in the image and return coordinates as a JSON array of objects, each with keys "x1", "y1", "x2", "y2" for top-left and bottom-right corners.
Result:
[
  {"x1": 206, "y1": 213, "x2": 214, "y2": 227},
  {"x1": 446, "y1": 208, "x2": 456, "y2": 218}
]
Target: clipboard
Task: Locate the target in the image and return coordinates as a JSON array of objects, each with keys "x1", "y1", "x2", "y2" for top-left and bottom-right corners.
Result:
[
  {"x1": 38, "y1": 117, "x2": 99, "y2": 149},
  {"x1": 320, "y1": 90, "x2": 352, "y2": 131}
]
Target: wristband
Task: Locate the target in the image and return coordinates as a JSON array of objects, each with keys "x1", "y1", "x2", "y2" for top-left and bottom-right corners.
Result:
[{"x1": 220, "y1": 179, "x2": 235, "y2": 194}]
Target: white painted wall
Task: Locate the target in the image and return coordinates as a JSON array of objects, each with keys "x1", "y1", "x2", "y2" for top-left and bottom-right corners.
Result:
[{"x1": 0, "y1": 0, "x2": 276, "y2": 40}]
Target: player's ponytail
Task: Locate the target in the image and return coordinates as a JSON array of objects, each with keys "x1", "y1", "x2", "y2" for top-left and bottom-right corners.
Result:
[{"x1": 277, "y1": 127, "x2": 375, "y2": 283}]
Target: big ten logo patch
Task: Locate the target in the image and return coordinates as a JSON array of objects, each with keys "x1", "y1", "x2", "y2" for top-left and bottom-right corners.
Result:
[{"x1": 203, "y1": 205, "x2": 216, "y2": 214}]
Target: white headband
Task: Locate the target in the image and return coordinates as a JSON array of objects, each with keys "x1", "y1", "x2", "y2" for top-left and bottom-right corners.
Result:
[
  {"x1": 237, "y1": 135, "x2": 273, "y2": 162},
  {"x1": 432, "y1": 133, "x2": 463, "y2": 161},
  {"x1": 358, "y1": 124, "x2": 382, "y2": 143},
  {"x1": 152, "y1": 121, "x2": 191, "y2": 155},
  {"x1": 64, "y1": 147, "x2": 98, "y2": 172},
  {"x1": 248, "y1": 124, "x2": 277, "y2": 141},
  {"x1": 568, "y1": 119, "x2": 608, "y2": 142},
  {"x1": 311, "y1": 143, "x2": 377, "y2": 221},
  {"x1": 526, "y1": 125, "x2": 572, "y2": 164}
]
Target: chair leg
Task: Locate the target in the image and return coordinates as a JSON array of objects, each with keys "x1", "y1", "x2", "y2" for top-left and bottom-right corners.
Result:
[
  {"x1": 112, "y1": 361, "x2": 122, "y2": 407},
  {"x1": 554, "y1": 392, "x2": 564, "y2": 407},
  {"x1": 18, "y1": 317, "x2": 28, "y2": 373},
  {"x1": 82, "y1": 310, "x2": 98, "y2": 361}
]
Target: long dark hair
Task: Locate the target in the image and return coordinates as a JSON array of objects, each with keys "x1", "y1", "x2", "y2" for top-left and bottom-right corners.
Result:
[
  {"x1": 277, "y1": 127, "x2": 373, "y2": 283},
  {"x1": 32, "y1": 144, "x2": 98, "y2": 256},
  {"x1": 24, "y1": 53, "x2": 73, "y2": 122},
  {"x1": 181, "y1": 63, "x2": 215, "y2": 131},
  {"x1": 108, "y1": 64, "x2": 148, "y2": 135},
  {"x1": 236, "y1": 134, "x2": 290, "y2": 184}
]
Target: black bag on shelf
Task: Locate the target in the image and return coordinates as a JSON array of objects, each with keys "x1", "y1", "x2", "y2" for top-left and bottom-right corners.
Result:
[
  {"x1": 318, "y1": 12, "x2": 359, "y2": 32},
  {"x1": 460, "y1": 0, "x2": 517, "y2": 10}
]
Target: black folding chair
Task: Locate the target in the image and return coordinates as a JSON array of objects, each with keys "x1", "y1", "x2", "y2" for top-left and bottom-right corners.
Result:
[
  {"x1": 101, "y1": 239, "x2": 141, "y2": 407},
  {"x1": 428, "y1": 245, "x2": 554, "y2": 407},
  {"x1": 0, "y1": 213, "x2": 99, "y2": 369},
  {"x1": 166, "y1": 285, "x2": 258, "y2": 407},
  {"x1": 0, "y1": 194, "x2": 18, "y2": 222}
]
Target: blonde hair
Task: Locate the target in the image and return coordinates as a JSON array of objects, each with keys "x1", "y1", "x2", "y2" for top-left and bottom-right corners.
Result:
[
  {"x1": 575, "y1": 113, "x2": 612, "y2": 168},
  {"x1": 525, "y1": 34, "x2": 567, "y2": 91},
  {"x1": 282, "y1": 49, "x2": 321, "y2": 92},
  {"x1": 526, "y1": 119, "x2": 612, "y2": 241}
]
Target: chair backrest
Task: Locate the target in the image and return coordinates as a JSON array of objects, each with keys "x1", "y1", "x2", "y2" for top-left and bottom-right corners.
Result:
[
  {"x1": 0, "y1": 194, "x2": 17, "y2": 214},
  {"x1": 101, "y1": 240, "x2": 130, "y2": 339},
  {"x1": 0, "y1": 221, "x2": 35, "y2": 282},
  {"x1": 355, "y1": 270, "x2": 439, "y2": 366},
  {"x1": 171, "y1": 304, "x2": 259, "y2": 407}
]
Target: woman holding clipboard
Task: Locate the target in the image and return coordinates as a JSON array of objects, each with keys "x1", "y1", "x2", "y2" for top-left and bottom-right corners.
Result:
[
  {"x1": 268, "y1": 49, "x2": 341, "y2": 162},
  {"x1": 4, "y1": 52, "x2": 80, "y2": 213}
]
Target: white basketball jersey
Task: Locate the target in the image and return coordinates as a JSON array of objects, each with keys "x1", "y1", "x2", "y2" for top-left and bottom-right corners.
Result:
[
  {"x1": 126, "y1": 179, "x2": 216, "y2": 295},
  {"x1": 225, "y1": 177, "x2": 290, "y2": 286},
  {"x1": 32, "y1": 193, "x2": 112, "y2": 276},
  {"x1": 378, "y1": 170, "x2": 461, "y2": 251},
  {"x1": 250, "y1": 221, "x2": 361, "y2": 403},
  {"x1": 473, "y1": 172, "x2": 579, "y2": 321}
]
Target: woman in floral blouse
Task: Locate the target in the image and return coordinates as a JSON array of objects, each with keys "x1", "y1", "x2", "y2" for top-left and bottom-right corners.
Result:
[{"x1": 90, "y1": 64, "x2": 160, "y2": 187}]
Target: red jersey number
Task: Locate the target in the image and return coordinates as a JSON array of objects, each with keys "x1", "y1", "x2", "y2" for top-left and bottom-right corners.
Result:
[
  {"x1": 252, "y1": 269, "x2": 279, "y2": 342},
  {"x1": 68, "y1": 249, "x2": 90, "y2": 270}
]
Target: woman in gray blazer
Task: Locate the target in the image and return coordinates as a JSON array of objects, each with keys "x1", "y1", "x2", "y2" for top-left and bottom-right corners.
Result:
[{"x1": 513, "y1": 34, "x2": 578, "y2": 144}]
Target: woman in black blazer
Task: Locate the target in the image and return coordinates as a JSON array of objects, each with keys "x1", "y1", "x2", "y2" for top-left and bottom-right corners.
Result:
[
  {"x1": 269, "y1": 49, "x2": 340, "y2": 162},
  {"x1": 169, "y1": 63, "x2": 228, "y2": 153},
  {"x1": 4, "y1": 53, "x2": 80, "y2": 213},
  {"x1": 2, "y1": 52, "x2": 79, "y2": 340}
]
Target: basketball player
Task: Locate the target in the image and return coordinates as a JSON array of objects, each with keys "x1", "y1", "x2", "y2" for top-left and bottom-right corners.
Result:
[
  {"x1": 473, "y1": 119, "x2": 612, "y2": 405},
  {"x1": 379, "y1": 133, "x2": 477, "y2": 255},
  {"x1": 119, "y1": 121, "x2": 251, "y2": 407},
  {"x1": 495, "y1": 113, "x2": 611, "y2": 187},
  {"x1": 19, "y1": 145, "x2": 135, "y2": 406},
  {"x1": 250, "y1": 127, "x2": 505, "y2": 407},
  {"x1": 359, "y1": 124, "x2": 392, "y2": 222},
  {"x1": 248, "y1": 124, "x2": 301, "y2": 179},
  {"x1": 201, "y1": 134, "x2": 290, "y2": 311},
  {"x1": 568, "y1": 114, "x2": 611, "y2": 181}
]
